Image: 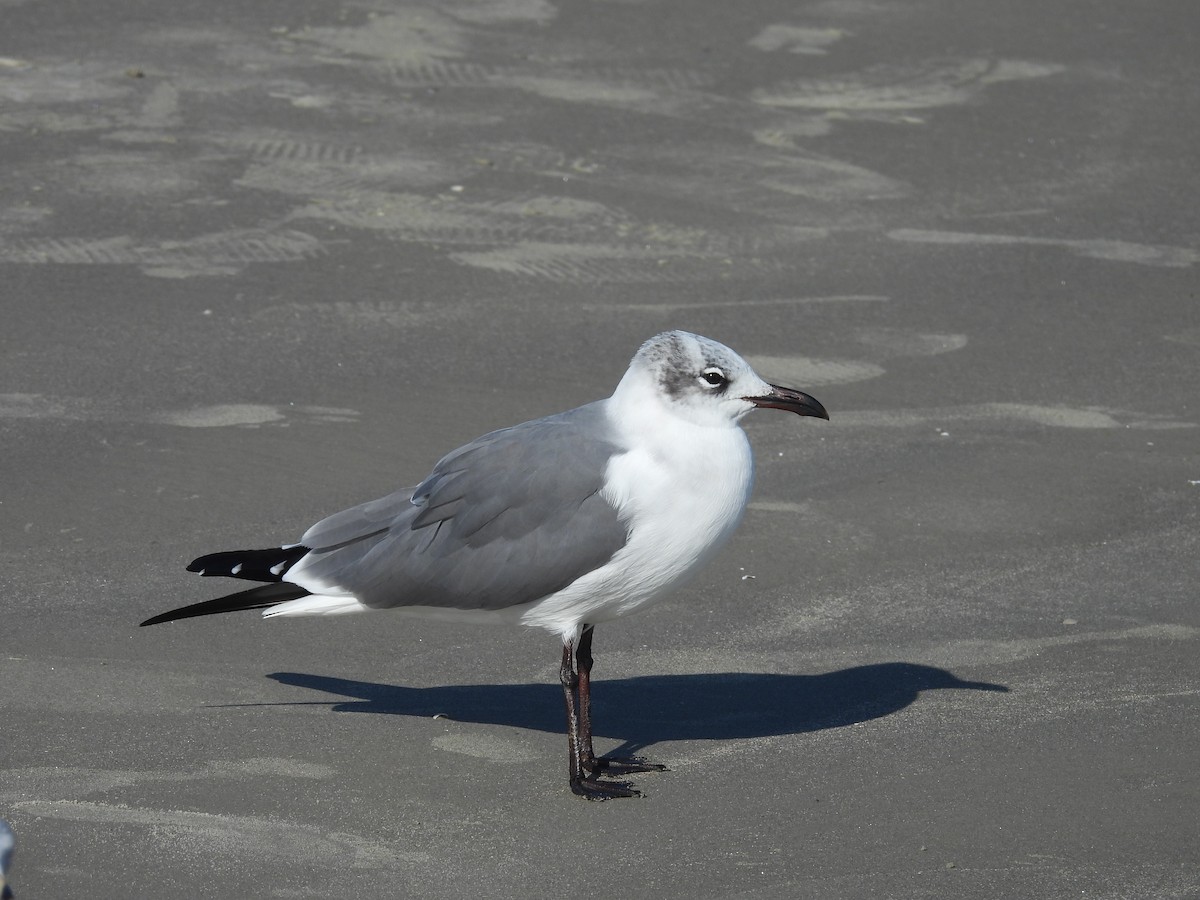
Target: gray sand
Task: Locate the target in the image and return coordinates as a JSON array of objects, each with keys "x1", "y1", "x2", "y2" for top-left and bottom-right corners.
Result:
[{"x1": 1, "y1": 1, "x2": 1197, "y2": 897}]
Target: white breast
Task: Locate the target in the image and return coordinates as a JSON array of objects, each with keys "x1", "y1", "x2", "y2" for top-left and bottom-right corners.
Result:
[{"x1": 519, "y1": 407, "x2": 754, "y2": 639}]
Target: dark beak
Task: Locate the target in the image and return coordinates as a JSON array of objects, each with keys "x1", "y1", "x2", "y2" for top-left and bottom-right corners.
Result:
[{"x1": 747, "y1": 384, "x2": 830, "y2": 420}]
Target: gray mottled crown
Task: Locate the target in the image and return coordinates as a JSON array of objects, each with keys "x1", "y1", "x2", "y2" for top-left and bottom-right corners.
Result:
[{"x1": 632, "y1": 330, "x2": 748, "y2": 399}]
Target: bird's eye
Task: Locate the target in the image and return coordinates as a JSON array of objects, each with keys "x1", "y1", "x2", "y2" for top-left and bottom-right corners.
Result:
[{"x1": 700, "y1": 368, "x2": 727, "y2": 388}]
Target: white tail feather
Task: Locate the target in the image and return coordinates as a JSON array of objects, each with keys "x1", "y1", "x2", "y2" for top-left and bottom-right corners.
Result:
[{"x1": 262, "y1": 594, "x2": 368, "y2": 618}]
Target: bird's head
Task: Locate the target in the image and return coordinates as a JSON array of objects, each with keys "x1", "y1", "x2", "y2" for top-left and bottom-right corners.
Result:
[{"x1": 620, "y1": 330, "x2": 829, "y2": 428}]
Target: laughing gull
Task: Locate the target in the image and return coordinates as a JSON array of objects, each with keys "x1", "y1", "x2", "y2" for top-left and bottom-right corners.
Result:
[{"x1": 141, "y1": 331, "x2": 829, "y2": 799}]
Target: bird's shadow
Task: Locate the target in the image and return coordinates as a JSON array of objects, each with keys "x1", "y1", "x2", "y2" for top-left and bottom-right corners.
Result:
[{"x1": 261, "y1": 663, "x2": 1007, "y2": 757}]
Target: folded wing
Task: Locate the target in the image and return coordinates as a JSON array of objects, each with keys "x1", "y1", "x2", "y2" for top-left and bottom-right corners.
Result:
[{"x1": 287, "y1": 401, "x2": 630, "y2": 612}]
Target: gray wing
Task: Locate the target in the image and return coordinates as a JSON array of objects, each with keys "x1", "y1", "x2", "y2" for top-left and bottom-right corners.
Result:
[{"x1": 292, "y1": 401, "x2": 629, "y2": 611}]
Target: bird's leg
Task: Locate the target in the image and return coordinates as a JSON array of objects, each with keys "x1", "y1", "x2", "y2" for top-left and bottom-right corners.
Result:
[
  {"x1": 560, "y1": 634, "x2": 638, "y2": 800},
  {"x1": 575, "y1": 625, "x2": 667, "y2": 779},
  {"x1": 560, "y1": 641, "x2": 585, "y2": 784},
  {"x1": 575, "y1": 624, "x2": 599, "y2": 771}
]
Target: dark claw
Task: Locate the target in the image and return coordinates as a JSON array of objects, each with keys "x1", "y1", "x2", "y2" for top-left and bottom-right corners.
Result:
[
  {"x1": 586, "y1": 756, "x2": 668, "y2": 777},
  {"x1": 571, "y1": 775, "x2": 642, "y2": 801}
]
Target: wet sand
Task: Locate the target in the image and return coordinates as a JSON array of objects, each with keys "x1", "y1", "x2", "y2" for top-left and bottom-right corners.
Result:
[{"x1": 1, "y1": 1, "x2": 1197, "y2": 897}]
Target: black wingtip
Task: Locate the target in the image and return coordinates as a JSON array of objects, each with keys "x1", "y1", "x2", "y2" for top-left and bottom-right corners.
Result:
[
  {"x1": 186, "y1": 546, "x2": 310, "y2": 581},
  {"x1": 140, "y1": 605, "x2": 193, "y2": 627},
  {"x1": 140, "y1": 582, "x2": 310, "y2": 627}
]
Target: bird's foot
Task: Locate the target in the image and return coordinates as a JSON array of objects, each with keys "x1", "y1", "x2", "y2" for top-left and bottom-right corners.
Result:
[
  {"x1": 585, "y1": 755, "x2": 668, "y2": 777},
  {"x1": 570, "y1": 774, "x2": 642, "y2": 801}
]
